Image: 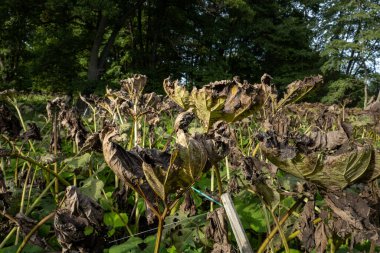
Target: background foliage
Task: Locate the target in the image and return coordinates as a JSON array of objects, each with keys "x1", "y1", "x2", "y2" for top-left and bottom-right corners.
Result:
[{"x1": 0, "y1": 0, "x2": 379, "y2": 105}]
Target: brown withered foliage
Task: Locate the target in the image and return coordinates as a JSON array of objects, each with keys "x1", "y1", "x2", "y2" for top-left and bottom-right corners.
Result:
[
  {"x1": 324, "y1": 191, "x2": 380, "y2": 244},
  {"x1": 54, "y1": 186, "x2": 104, "y2": 253},
  {"x1": 180, "y1": 191, "x2": 197, "y2": 216},
  {"x1": 297, "y1": 201, "x2": 316, "y2": 251},
  {"x1": 257, "y1": 102, "x2": 380, "y2": 190},
  {"x1": 47, "y1": 96, "x2": 88, "y2": 149},
  {"x1": 100, "y1": 127, "x2": 161, "y2": 208},
  {"x1": 205, "y1": 208, "x2": 237, "y2": 253},
  {"x1": 164, "y1": 76, "x2": 268, "y2": 130},
  {"x1": 0, "y1": 169, "x2": 10, "y2": 211},
  {"x1": 16, "y1": 213, "x2": 49, "y2": 249},
  {"x1": 80, "y1": 132, "x2": 103, "y2": 153},
  {"x1": 193, "y1": 121, "x2": 232, "y2": 166},
  {"x1": 100, "y1": 111, "x2": 232, "y2": 225},
  {"x1": 21, "y1": 123, "x2": 42, "y2": 141},
  {"x1": 0, "y1": 102, "x2": 22, "y2": 139}
]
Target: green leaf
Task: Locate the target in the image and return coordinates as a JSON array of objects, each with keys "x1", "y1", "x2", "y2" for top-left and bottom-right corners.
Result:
[
  {"x1": 234, "y1": 191, "x2": 269, "y2": 233},
  {"x1": 80, "y1": 177, "x2": 104, "y2": 200},
  {"x1": 84, "y1": 226, "x2": 94, "y2": 235},
  {"x1": 63, "y1": 153, "x2": 92, "y2": 170},
  {"x1": 0, "y1": 245, "x2": 45, "y2": 253},
  {"x1": 113, "y1": 213, "x2": 128, "y2": 228},
  {"x1": 104, "y1": 212, "x2": 128, "y2": 228},
  {"x1": 109, "y1": 237, "x2": 144, "y2": 253},
  {"x1": 142, "y1": 236, "x2": 156, "y2": 252},
  {"x1": 166, "y1": 245, "x2": 177, "y2": 253}
]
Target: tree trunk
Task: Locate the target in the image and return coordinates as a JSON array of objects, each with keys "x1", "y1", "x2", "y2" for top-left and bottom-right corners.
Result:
[
  {"x1": 98, "y1": 12, "x2": 130, "y2": 74},
  {"x1": 88, "y1": 13, "x2": 107, "y2": 81}
]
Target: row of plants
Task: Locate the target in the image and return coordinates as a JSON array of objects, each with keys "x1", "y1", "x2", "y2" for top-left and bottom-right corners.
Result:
[{"x1": 0, "y1": 73, "x2": 380, "y2": 252}]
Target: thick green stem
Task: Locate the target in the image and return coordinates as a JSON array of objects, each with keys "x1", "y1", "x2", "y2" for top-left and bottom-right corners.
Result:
[
  {"x1": 287, "y1": 217, "x2": 322, "y2": 241},
  {"x1": 329, "y1": 238, "x2": 335, "y2": 253},
  {"x1": 154, "y1": 217, "x2": 164, "y2": 253},
  {"x1": 0, "y1": 227, "x2": 17, "y2": 248},
  {"x1": 26, "y1": 168, "x2": 37, "y2": 210},
  {"x1": 19, "y1": 163, "x2": 32, "y2": 214},
  {"x1": 8, "y1": 97, "x2": 36, "y2": 153},
  {"x1": 6, "y1": 153, "x2": 70, "y2": 186},
  {"x1": 258, "y1": 197, "x2": 304, "y2": 253},
  {"x1": 154, "y1": 208, "x2": 168, "y2": 253}
]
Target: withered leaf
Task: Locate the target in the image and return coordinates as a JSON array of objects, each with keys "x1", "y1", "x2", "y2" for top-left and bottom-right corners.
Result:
[
  {"x1": 315, "y1": 222, "x2": 328, "y2": 253},
  {"x1": 101, "y1": 128, "x2": 153, "y2": 202},
  {"x1": 163, "y1": 78, "x2": 190, "y2": 110},
  {"x1": 22, "y1": 123, "x2": 42, "y2": 141},
  {"x1": 206, "y1": 208, "x2": 236, "y2": 253},
  {"x1": 174, "y1": 108, "x2": 195, "y2": 133},
  {"x1": 54, "y1": 186, "x2": 104, "y2": 253},
  {"x1": 190, "y1": 79, "x2": 266, "y2": 129},
  {"x1": 324, "y1": 191, "x2": 380, "y2": 244},
  {"x1": 260, "y1": 130, "x2": 376, "y2": 190},
  {"x1": 121, "y1": 74, "x2": 147, "y2": 100},
  {"x1": 176, "y1": 129, "x2": 208, "y2": 182},
  {"x1": 298, "y1": 201, "x2": 316, "y2": 251},
  {"x1": 276, "y1": 75, "x2": 323, "y2": 110},
  {"x1": 240, "y1": 156, "x2": 280, "y2": 210},
  {"x1": 0, "y1": 102, "x2": 22, "y2": 139}
]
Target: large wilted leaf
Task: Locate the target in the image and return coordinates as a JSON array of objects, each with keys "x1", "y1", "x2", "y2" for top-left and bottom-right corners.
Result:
[
  {"x1": 194, "y1": 121, "x2": 232, "y2": 165},
  {"x1": 260, "y1": 132, "x2": 377, "y2": 190},
  {"x1": 54, "y1": 186, "x2": 104, "y2": 253},
  {"x1": 240, "y1": 156, "x2": 280, "y2": 211},
  {"x1": 47, "y1": 96, "x2": 88, "y2": 148},
  {"x1": 121, "y1": 74, "x2": 147, "y2": 100},
  {"x1": 259, "y1": 100, "x2": 380, "y2": 190},
  {"x1": 101, "y1": 126, "x2": 208, "y2": 205},
  {"x1": 101, "y1": 128, "x2": 156, "y2": 204},
  {"x1": 175, "y1": 130, "x2": 208, "y2": 182},
  {"x1": 190, "y1": 79, "x2": 266, "y2": 129},
  {"x1": 276, "y1": 75, "x2": 323, "y2": 110},
  {"x1": 141, "y1": 130, "x2": 208, "y2": 201},
  {"x1": 297, "y1": 201, "x2": 316, "y2": 251},
  {"x1": 163, "y1": 78, "x2": 190, "y2": 110}
]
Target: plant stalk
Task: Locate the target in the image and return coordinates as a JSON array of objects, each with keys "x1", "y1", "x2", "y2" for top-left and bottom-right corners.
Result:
[
  {"x1": 214, "y1": 164, "x2": 223, "y2": 197},
  {"x1": 6, "y1": 153, "x2": 70, "y2": 186},
  {"x1": 16, "y1": 211, "x2": 55, "y2": 253},
  {"x1": 53, "y1": 111, "x2": 59, "y2": 201},
  {"x1": 258, "y1": 197, "x2": 304, "y2": 253},
  {"x1": 154, "y1": 207, "x2": 168, "y2": 253}
]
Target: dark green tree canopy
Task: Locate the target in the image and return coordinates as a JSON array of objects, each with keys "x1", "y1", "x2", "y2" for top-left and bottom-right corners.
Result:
[{"x1": 0, "y1": 0, "x2": 379, "y2": 103}]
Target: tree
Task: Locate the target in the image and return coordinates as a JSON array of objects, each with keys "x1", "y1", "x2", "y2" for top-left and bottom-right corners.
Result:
[{"x1": 317, "y1": 0, "x2": 380, "y2": 106}]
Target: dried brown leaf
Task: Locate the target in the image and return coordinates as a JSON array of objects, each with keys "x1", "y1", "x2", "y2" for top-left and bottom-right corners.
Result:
[
  {"x1": 54, "y1": 186, "x2": 104, "y2": 253},
  {"x1": 0, "y1": 102, "x2": 22, "y2": 139},
  {"x1": 315, "y1": 222, "x2": 328, "y2": 253},
  {"x1": 298, "y1": 201, "x2": 315, "y2": 251}
]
